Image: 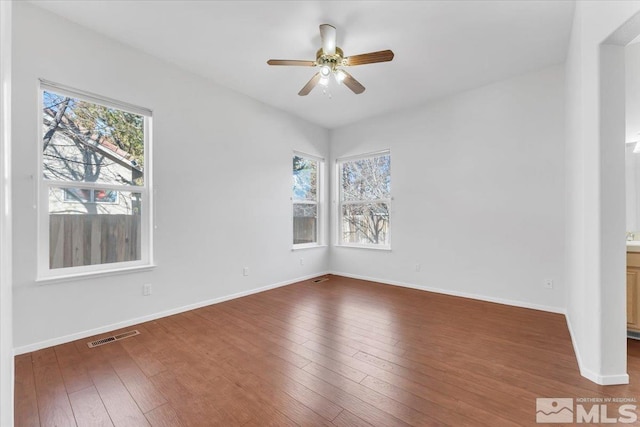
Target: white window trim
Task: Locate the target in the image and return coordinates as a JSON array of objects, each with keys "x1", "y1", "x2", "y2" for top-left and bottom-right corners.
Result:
[
  {"x1": 291, "y1": 243, "x2": 328, "y2": 251},
  {"x1": 334, "y1": 243, "x2": 392, "y2": 251},
  {"x1": 35, "y1": 264, "x2": 156, "y2": 285},
  {"x1": 292, "y1": 151, "x2": 324, "y2": 249},
  {"x1": 37, "y1": 81, "x2": 154, "y2": 281},
  {"x1": 336, "y1": 149, "x2": 391, "y2": 249}
]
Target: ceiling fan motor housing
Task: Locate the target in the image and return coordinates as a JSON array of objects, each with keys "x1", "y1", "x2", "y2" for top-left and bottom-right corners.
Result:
[{"x1": 316, "y1": 47, "x2": 345, "y2": 72}]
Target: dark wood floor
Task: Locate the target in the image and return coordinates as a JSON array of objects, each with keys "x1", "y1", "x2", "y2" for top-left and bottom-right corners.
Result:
[{"x1": 13, "y1": 275, "x2": 640, "y2": 426}]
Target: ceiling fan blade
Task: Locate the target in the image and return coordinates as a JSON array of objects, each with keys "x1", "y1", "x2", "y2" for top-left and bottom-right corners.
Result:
[
  {"x1": 341, "y1": 70, "x2": 365, "y2": 94},
  {"x1": 298, "y1": 72, "x2": 321, "y2": 96},
  {"x1": 345, "y1": 50, "x2": 394, "y2": 66},
  {"x1": 267, "y1": 59, "x2": 316, "y2": 66},
  {"x1": 319, "y1": 24, "x2": 336, "y2": 55}
]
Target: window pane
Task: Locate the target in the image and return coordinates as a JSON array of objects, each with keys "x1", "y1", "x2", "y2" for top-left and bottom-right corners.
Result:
[
  {"x1": 293, "y1": 156, "x2": 317, "y2": 201},
  {"x1": 341, "y1": 154, "x2": 391, "y2": 201},
  {"x1": 293, "y1": 203, "x2": 317, "y2": 244},
  {"x1": 64, "y1": 188, "x2": 118, "y2": 204},
  {"x1": 49, "y1": 187, "x2": 142, "y2": 269},
  {"x1": 42, "y1": 90, "x2": 144, "y2": 186},
  {"x1": 94, "y1": 189, "x2": 118, "y2": 203},
  {"x1": 341, "y1": 202, "x2": 389, "y2": 245},
  {"x1": 63, "y1": 188, "x2": 91, "y2": 203}
]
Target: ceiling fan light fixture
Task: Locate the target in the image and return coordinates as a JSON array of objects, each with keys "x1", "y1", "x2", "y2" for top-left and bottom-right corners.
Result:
[
  {"x1": 334, "y1": 69, "x2": 346, "y2": 84},
  {"x1": 319, "y1": 76, "x2": 329, "y2": 86},
  {"x1": 319, "y1": 65, "x2": 332, "y2": 78}
]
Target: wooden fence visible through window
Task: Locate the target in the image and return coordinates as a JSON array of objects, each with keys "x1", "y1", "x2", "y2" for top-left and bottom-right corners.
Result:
[
  {"x1": 293, "y1": 217, "x2": 316, "y2": 245},
  {"x1": 49, "y1": 214, "x2": 141, "y2": 269}
]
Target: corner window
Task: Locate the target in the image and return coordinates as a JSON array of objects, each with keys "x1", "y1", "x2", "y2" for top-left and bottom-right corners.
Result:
[
  {"x1": 38, "y1": 81, "x2": 153, "y2": 279},
  {"x1": 338, "y1": 151, "x2": 391, "y2": 248},
  {"x1": 293, "y1": 153, "x2": 323, "y2": 247}
]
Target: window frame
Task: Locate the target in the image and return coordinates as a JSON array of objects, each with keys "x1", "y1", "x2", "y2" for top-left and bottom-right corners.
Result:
[
  {"x1": 292, "y1": 151, "x2": 324, "y2": 250},
  {"x1": 36, "y1": 80, "x2": 154, "y2": 281},
  {"x1": 336, "y1": 150, "x2": 391, "y2": 250}
]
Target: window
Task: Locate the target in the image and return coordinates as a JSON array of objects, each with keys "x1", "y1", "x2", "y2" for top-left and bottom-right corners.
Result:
[
  {"x1": 293, "y1": 153, "x2": 323, "y2": 247},
  {"x1": 38, "y1": 81, "x2": 152, "y2": 279},
  {"x1": 338, "y1": 151, "x2": 391, "y2": 248}
]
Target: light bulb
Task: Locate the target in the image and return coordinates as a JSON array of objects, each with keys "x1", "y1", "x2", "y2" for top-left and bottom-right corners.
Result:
[
  {"x1": 319, "y1": 65, "x2": 331, "y2": 78},
  {"x1": 319, "y1": 77, "x2": 329, "y2": 86},
  {"x1": 334, "y1": 69, "x2": 346, "y2": 84}
]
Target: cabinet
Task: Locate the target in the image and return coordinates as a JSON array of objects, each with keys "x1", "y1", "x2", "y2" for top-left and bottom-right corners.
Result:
[{"x1": 627, "y1": 252, "x2": 640, "y2": 331}]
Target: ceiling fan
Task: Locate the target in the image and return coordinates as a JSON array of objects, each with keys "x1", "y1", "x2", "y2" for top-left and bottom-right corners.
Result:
[{"x1": 267, "y1": 24, "x2": 394, "y2": 96}]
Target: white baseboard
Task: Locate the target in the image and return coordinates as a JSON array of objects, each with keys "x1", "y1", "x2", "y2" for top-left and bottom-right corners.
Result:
[
  {"x1": 594, "y1": 373, "x2": 630, "y2": 385},
  {"x1": 13, "y1": 271, "x2": 329, "y2": 355},
  {"x1": 329, "y1": 270, "x2": 566, "y2": 314},
  {"x1": 564, "y1": 313, "x2": 629, "y2": 385}
]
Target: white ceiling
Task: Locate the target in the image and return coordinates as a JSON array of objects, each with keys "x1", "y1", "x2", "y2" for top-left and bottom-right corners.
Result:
[{"x1": 30, "y1": 0, "x2": 575, "y2": 129}]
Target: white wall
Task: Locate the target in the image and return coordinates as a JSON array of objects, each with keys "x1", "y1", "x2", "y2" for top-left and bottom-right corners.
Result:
[
  {"x1": 330, "y1": 65, "x2": 566, "y2": 312},
  {"x1": 0, "y1": 1, "x2": 13, "y2": 425},
  {"x1": 599, "y1": 43, "x2": 628, "y2": 383},
  {"x1": 12, "y1": 2, "x2": 330, "y2": 352},
  {"x1": 626, "y1": 43, "x2": 640, "y2": 144},
  {"x1": 564, "y1": 0, "x2": 640, "y2": 385},
  {"x1": 625, "y1": 144, "x2": 638, "y2": 233},
  {"x1": 626, "y1": 43, "x2": 640, "y2": 234}
]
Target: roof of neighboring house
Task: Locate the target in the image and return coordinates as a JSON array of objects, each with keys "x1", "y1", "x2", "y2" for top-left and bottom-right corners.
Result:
[{"x1": 43, "y1": 109, "x2": 143, "y2": 173}]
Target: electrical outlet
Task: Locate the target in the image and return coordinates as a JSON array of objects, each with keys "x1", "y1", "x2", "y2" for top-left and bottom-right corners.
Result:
[
  {"x1": 300, "y1": 258, "x2": 304, "y2": 266},
  {"x1": 242, "y1": 267, "x2": 249, "y2": 276},
  {"x1": 143, "y1": 283, "x2": 152, "y2": 296},
  {"x1": 415, "y1": 263, "x2": 421, "y2": 272},
  {"x1": 544, "y1": 279, "x2": 553, "y2": 289}
]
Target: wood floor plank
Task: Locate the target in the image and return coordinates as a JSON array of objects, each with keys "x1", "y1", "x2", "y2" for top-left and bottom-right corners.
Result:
[
  {"x1": 214, "y1": 358, "x2": 333, "y2": 426},
  {"x1": 302, "y1": 340, "x2": 488, "y2": 421},
  {"x1": 54, "y1": 343, "x2": 94, "y2": 395},
  {"x1": 149, "y1": 362, "x2": 252, "y2": 425},
  {"x1": 118, "y1": 338, "x2": 167, "y2": 378},
  {"x1": 31, "y1": 351, "x2": 77, "y2": 427},
  {"x1": 194, "y1": 321, "x2": 397, "y2": 425},
  {"x1": 101, "y1": 343, "x2": 167, "y2": 413},
  {"x1": 359, "y1": 374, "x2": 518, "y2": 427},
  {"x1": 217, "y1": 303, "x2": 310, "y2": 345},
  {"x1": 237, "y1": 351, "x2": 413, "y2": 427},
  {"x1": 15, "y1": 275, "x2": 640, "y2": 426},
  {"x1": 68, "y1": 386, "x2": 114, "y2": 427},
  {"x1": 85, "y1": 353, "x2": 150, "y2": 427},
  {"x1": 197, "y1": 306, "x2": 314, "y2": 368},
  {"x1": 303, "y1": 360, "x2": 439, "y2": 426},
  {"x1": 14, "y1": 354, "x2": 40, "y2": 427},
  {"x1": 331, "y1": 409, "x2": 374, "y2": 427},
  {"x1": 144, "y1": 403, "x2": 184, "y2": 427},
  {"x1": 213, "y1": 342, "x2": 345, "y2": 422},
  {"x1": 31, "y1": 348, "x2": 58, "y2": 367},
  {"x1": 162, "y1": 358, "x2": 255, "y2": 425},
  {"x1": 165, "y1": 316, "x2": 343, "y2": 425},
  {"x1": 351, "y1": 350, "x2": 532, "y2": 422}
]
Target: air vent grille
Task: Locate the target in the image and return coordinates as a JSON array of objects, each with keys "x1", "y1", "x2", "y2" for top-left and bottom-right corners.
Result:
[{"x1": 87, "y1": 330, "x2": 140, "y2": 348}]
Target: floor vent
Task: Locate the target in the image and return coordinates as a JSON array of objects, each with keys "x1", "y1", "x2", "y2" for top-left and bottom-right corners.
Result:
[
  {"x1": 312, "y1": 277, "x2": 329, "y2": 283},
  {"x1": 629, "y1": 330, "x2": 640, "y2": 341},
  {"x1": 87, "y1": 330, "x2": 140, "y2": 348}
]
